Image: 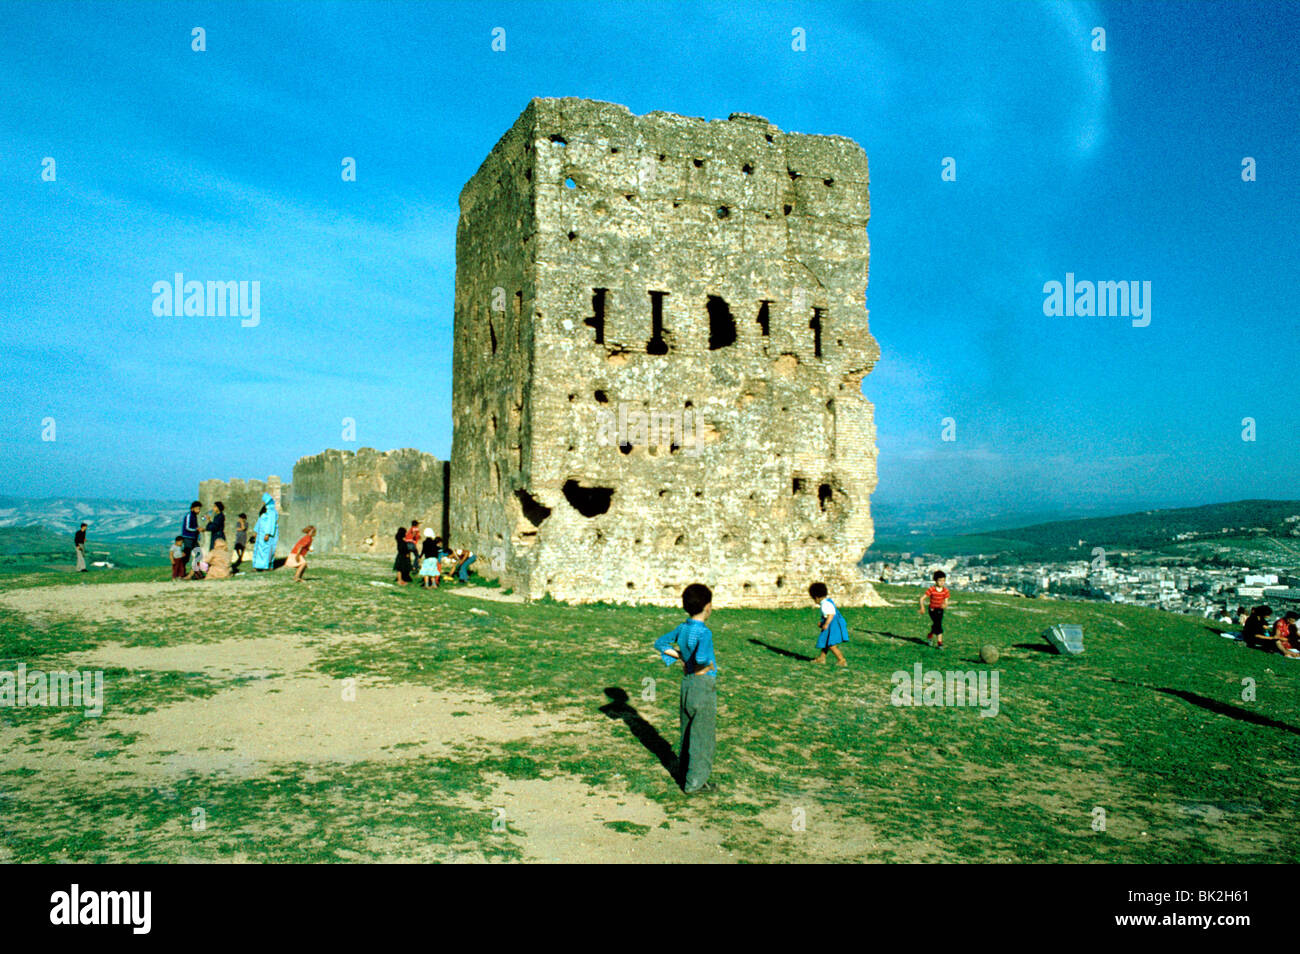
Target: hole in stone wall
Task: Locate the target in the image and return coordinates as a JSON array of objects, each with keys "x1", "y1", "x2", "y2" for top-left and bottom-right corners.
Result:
[
  {"x1": 618, "y1": 442, "x2": 633, "y2": 455},
  {"x1": 672, "y1": 201, "x2": 680, "y2": 209},
  {"x1": 716, "y1": 206, "x2": 730, "y2": 219},
  {"x1": 810, "y1": 307, "x2": 824, "y2": 358},
  {"x1": 674, "y1": 535, "x2": 684, "y2": 546},
  {"x1": 707, "y1": 295, "x2": 737, "y2": 350},
  {"x1": 694, "y1": 490, "x2": 703, "y2": 498},
  {"x1": 647, "y1": 290, "x2": 669, "y2": 355},
  {"x1": 565, "y1": 177, "x2": 577, "y2": 189},
  {"x1": 568, "y1": 393, "x2": 576, "y2": 402},
  {"x1": 818, "y1": 483, "x2": 833, "y2": 510},
  {"x1": 488, "y1": 315, "x2": 498, "y2": 354},
  {"x1": 563, "y1": 480, "x2": 614, "y2": 517},
  {"x1": 594, "y1": 389, "x2": 609, "y2": 403},
  {"x1": 756, "y1": 300, "x2": 771, "y2": 336},
  {"x1": 524, "y1": 168, "x2": 531, "y2": 181},
  {"x1": 693, "y1": 158, "x2": 704, "y2": 168},
  {"x1": 792, "y1": 477, "x2": 805, "y2": 494},
  {"x1": 550, "y1": 134, "x2": 567, "y2": 146},
  {"x1": 788, "y1": 169, "x2": 799, "y2": 180},
  {"x1": 658, "y1": 489, "x2": 669, "y2": 498},
  {"x1": 514, "y1": 291, "x2": 523, "y2": 318},
  {"x1": 684, "y1": 400, "x2": 693, "y2": 409},
  {"x1": 611, "y1": 146, "x2": 620, "y2": 154},
  {"x1": 626, "y1": 581, "x2": 635, "y2": 589},
  {"x1": 658, "y1": 153, "x2": 666, "y2": 161},
  {"x1": 568, "y1": 231, "x2": 577, "y2": 240},
  {"x1": 765, "y1": 133, "x2": 774, "y2": 143},
  {"x1": 824, "y1": 178, "x2": 834, "y2": 187},
  {"x1": 585, "y1": 288, "x2": 607, "y2": 345},
  {"x1": 776, "y1": 576, "x2": 785, "y2": 588},
  {"x1": 515, "y1": 489, "x2": 551, "y2": 527},
  {"x1": 742, "y1": 163, "x2": 754, "y2": 175},
  {"x1": 783, "y1": 204, "x2": 792, "y2": 215}
]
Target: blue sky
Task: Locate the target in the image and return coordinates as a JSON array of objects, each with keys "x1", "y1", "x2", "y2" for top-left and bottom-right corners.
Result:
[{"x1": 2, "y1": 0, "x2": 1295, "y2": 520}]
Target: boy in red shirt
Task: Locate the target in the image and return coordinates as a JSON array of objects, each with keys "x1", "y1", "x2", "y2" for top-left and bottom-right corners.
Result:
[
  {"x1": 286, "y1": 526, "x2": 316, "y2": 582},
  {"x1": 919, "y1": 570, "x2": 952, "y2": 649}
]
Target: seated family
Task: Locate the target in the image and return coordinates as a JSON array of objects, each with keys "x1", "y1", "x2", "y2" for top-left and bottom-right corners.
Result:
[
  {"x1": 1239, "y1": 605, "x2": 1300, "y2": 659},
  {"x1": 170, "y1": 526, "x2": 318, "y2": 582},
  {"x1": 393, "y1": 522, "x2": 475, "y2": 587}
]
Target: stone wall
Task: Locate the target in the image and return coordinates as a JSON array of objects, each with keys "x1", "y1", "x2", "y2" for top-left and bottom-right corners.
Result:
[
  {"x1": 291, "y1": 448, "x2": 449, "y2": 555},
  {"x1": 197, "y1": 476, "x2": 290, "y2": 554},
  {"x1": 451, "y1": 97, "x2": 882, "y2": 607}
]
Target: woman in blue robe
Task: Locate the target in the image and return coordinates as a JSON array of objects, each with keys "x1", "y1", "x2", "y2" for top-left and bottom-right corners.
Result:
[{"x1": 252, "y1": 493, "x2": 279, "y2": 570}]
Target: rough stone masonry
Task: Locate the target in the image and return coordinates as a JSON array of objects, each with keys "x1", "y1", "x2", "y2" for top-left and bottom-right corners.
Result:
[{"x1": 451, "y1": 98, "x2": 882, "y2": 607}]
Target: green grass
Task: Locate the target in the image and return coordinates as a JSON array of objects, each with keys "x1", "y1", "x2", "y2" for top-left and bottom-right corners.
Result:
[{"x1": 0, "y1": 559, "x2": 1296, "y2": 862}]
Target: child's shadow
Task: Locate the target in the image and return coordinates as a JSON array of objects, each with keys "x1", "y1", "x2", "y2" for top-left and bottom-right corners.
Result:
[
  {"x1": 857, "y1": 628, "x2": 931, "y2": 647},
  {"x1": 599, "y1": 688, "x2": 679, "y2": 782},
  {"x1": 748, "y1": 638, "x2": 814, "y2": 662}
]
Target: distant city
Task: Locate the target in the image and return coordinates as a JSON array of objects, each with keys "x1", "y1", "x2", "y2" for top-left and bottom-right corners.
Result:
[{"x1": 866, "y1": 510, "x2": 1300, "y2": 621}]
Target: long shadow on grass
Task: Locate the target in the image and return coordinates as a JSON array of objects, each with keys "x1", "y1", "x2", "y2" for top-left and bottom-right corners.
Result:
[
  {"x1": 1012, "y1": 642, "x2": 1057, "y2": 654},
  {"x1": 1109, "y1": 678, "x2": 1300, "y2": 736},
  {"x1": 599, "y1": 688, "x2": 680, "y2": 785},
  {"x1": 856, "y1": 628, "x2": 931, "y2": 648},
  {"x1": 748, "y1": 638, "x2": 814, "y2": 662}
]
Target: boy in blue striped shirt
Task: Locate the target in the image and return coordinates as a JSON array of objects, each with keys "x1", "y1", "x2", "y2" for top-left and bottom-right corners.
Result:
[{"x1": 653, "y1": 583, "x2": 718, "y2": 794}]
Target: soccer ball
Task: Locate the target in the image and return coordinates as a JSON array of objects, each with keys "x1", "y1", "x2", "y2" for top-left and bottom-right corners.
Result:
[{"x1": 979, "y1": 644, "x2": 999, "y2": 665}]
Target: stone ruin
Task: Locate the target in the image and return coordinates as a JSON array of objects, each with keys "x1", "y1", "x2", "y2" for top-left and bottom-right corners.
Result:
[
  {"x1": 450, "y1": 97, "x2": 881, "y2": 607},
  {"x1": 291, "y1": 448, "x2": 448, "y2": 554}
]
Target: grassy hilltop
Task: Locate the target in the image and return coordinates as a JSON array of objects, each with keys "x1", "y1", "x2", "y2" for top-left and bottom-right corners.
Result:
[{"x1": 0, "y1": 556, "x2": 1296, "y2": 863}]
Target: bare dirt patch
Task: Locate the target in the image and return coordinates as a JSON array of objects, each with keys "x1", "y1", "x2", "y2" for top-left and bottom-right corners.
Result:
[
  {"x1": 6, "y1": 677, "x2": 583, "y2": 781},
  {"x1": 0, "y1": 577, "x2": 277, "y2": 624},
  {"x1": 473, "y1": 774, "x2": 730, "y2": 863}
]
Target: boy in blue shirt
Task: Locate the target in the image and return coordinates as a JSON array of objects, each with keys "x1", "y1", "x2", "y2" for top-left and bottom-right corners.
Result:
[{"x1": 653, "y1": 583, "x2": 718, "y2": 794}]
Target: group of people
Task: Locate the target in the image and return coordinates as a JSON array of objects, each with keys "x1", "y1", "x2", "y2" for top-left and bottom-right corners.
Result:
[
  {"x1": 170, "y1": 495, "x2": 315, "y2": 583},
  {"x1": 1235, "y1": 604, "x2": 1300, "y2": 658},
  {"x1": 164, "y1": 503, "x2": 475, "y2": 588},
  {"x1": 392, "y1": 520, "x2": 476, "y2": 587}
]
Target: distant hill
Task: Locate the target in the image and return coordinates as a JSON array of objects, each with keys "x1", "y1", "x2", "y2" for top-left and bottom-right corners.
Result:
[
  {"x1": 0, "y1": 496, "x2": 186, "y2": 543},
  {"x1": 867, "y1": 499, "x2": 1300, "y2": 561}
]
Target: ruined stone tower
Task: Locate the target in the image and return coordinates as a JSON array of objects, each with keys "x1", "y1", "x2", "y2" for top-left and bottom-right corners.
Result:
[{"x1": 451, "y1": 98, "x2": 880, "y2": 607}]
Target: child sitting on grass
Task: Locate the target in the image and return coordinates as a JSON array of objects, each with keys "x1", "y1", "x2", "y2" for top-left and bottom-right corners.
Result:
[
  {"x1": 809, "y1": 582, "x2": 848, "y2": 666},
  {"x1": 1271, "y1": 611, "x2": 1300, "y2": 659},
  {"x1": 919, "y1": 570, "x2": 952, "y2": 649}
]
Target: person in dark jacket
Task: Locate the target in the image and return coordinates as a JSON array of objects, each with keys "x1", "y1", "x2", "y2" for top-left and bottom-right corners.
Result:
[
  {"x1": 393, "y1": 526, "x2": 411, "y2": 585},
  {"x1": 74, "y1": 523, "x2": 88, "y2": 572},
  {"x1": 180, "y1": 501, "x2": 202, "y2": 564},
  {"x1": 205, "y1": 501, "x2": 226, "y2": 544}
]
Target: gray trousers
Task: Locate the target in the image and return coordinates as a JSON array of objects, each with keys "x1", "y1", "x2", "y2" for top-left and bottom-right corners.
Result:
[{"x1": 679, "y1": 673, "x2": 716, "y2": 791}]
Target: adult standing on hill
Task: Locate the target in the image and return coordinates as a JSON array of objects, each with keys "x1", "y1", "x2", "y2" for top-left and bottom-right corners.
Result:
[
  {"x1": 393, "y1": 526, "x2": 411, "y2": 585},
  {"x1": 73, "y1": 523, "x2": 88, "y2": 573},
  {"x1": 180, "y1": 501, "x2": 202, "y2": 564},
  {"x1": 252, "y1": 493, "x2": 279, "y2": 571},
  {"x1": 205, "y1": 501, "x2": 226, "y2": 547}
]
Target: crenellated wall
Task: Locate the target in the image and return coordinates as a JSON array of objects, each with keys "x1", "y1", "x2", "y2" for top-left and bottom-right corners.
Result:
[{"x1": 291, "y1": 448, "x2": 448, "y2": 555}]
